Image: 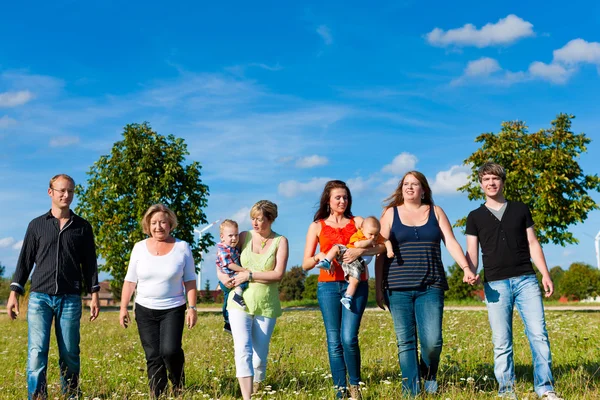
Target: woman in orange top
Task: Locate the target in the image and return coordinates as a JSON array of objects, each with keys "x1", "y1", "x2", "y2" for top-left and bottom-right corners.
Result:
[{"x1": 302, "y1": 180, "x2": 385, "y2": 399}]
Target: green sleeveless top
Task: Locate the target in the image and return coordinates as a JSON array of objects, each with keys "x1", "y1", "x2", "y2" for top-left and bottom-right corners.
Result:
[{"x1": 227, "y1": 231, "x2": 283, "y2": 318}]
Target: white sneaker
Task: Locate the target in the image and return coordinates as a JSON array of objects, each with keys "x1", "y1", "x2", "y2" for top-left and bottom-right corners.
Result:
[
  {"x1": 424, "y1": 380, "x2": 438, "y2": 393},
  {"x1": 542, "y1": 391, "x2": 564, "y2": 400},
  {"x1": 498, "y1": 392, "x2": 518, "y2": 399}
]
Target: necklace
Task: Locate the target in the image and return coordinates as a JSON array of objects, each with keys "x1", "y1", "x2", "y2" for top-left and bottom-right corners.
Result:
[{"x1": 259, "y1": 232, "x2": 272, "y2": 248}]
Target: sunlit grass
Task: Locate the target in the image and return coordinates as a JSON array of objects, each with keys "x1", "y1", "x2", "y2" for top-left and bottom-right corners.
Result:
[{"x1": 1, "y1": 307, "x2": 599, "y2": 399}]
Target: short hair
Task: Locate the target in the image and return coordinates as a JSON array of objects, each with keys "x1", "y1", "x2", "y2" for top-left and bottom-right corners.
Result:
[
  {"x1": 220, "y1": 219, "x2": 239, "y2": 234},
  {"x1": 478, "y1": 162, "x2": 506, "y2": 182},
  {"x1": 250, "y1": 200, "x2": 278, "y2": 222},
  {"x1": 141, "y1": 204, "x2": 178, "y2": 235},
  {"x1": 49, "y1": 174, "x2": 75, "y2": 188},
  {"x1": 362, "y1": 216, "x2": 381, "y2": 231}
]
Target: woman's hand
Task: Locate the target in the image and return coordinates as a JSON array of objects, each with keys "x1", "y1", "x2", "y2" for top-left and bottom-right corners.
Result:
[
  {"x1": 233, "y1": 271, "x2": 251, "y2": 287},
  {"x1": 119, "y1": 308, "x2": 130, "y2": 329},
  {"x1": 342, "y1": 247, "x2": 364, "y2": 263},
  {"x1": 186, "y1": 308, "x2": 198, "y2": 329},
  {"x1": 376, "y1": 285, "x2": 387, "y2": 311}
]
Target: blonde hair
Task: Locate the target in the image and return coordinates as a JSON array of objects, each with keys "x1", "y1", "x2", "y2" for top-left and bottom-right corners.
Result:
[
  {"x1": 220, "y1": 219, "x2": 239, "y2": 234},
  {"x1": 250, "y1": 200, "x2": 278, "y2": 222},
  {"x1": 49, "y1": 174, "x2": 75, "y2": 188},
  {"x1": 141, "y1": 204, "x2": 178, "y2": 235},
  {"x1": 362, "y1": 216, "x2": 381, "y2": 232}
]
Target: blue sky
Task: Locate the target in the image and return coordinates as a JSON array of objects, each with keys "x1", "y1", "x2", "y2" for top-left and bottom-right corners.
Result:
[{"x1": 1, "y1": 1, "x2": 599, "y2": 288}]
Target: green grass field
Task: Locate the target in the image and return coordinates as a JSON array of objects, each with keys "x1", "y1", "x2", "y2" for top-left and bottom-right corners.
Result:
[{"x1": 1, "y1": 307, "x2": 599, "y2": 399}]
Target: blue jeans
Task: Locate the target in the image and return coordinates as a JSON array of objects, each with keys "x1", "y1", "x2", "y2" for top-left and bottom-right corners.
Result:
[
  {"x1": 27, "y1": 292, "x2": 82, "y2": 400},
  {"x1": 385, "y1": 286, "x2": 444, "y2": 396},
  {"x1": 484, "y1": 274, "x2": 555, "y2": 397},
  {"x1": 317, "y1": 280, "x2": 368, "y2": 398},
  {"x1": 218, "y1": 280, "x2": 249, "y2": 324}
]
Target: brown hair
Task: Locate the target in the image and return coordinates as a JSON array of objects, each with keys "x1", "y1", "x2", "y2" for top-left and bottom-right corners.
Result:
[
  {"x1": 49, "y1": 174, "x2": 75, "y2": 188},
  {"x1": 141, "y1": 204, "x2": 178, "y2": 235},
  {"x1": 250, "y1": 200, "x2": 278, "y2": 222},
  {"x1": 220, "y1": 219, "x2": 239, "y2": 234},
  {"x1": 382, "y1": 171, "x2": 434, "y2": 209},
  {"x1": 313, "y1": 180, "x2": 354, "y2": 222},
  {"x1": 478, "y1": 162, "x2": 506, "y2": 182}
]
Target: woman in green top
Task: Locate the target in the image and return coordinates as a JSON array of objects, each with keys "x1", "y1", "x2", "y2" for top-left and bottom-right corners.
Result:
[{"x1": 218, "y1": 200, "x2": 289, "y2": 400}]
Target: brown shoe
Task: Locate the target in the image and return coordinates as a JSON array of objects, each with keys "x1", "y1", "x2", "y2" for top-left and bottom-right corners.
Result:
[{"x1": 348, "y1": 385, "x2": 363, "y2": 400}]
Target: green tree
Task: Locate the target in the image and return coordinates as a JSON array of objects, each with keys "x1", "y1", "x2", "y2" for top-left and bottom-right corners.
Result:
[
  {"x1": 199, "y1": 279, "x2": 214, "y2": 303},
  {"x1": 302, "y1": 274, "x2": 318, "y2": 300},
  {"x1": 75, "y1": 122, "x2": 213, "y2": 294},
  {"x1": 456, "y1": 114, "x2": 600, "y2": 246},
  {"x1": 559, "y1": 262, "x2": 600, "y2": 300},
  {"x1": 0, "y1": 262, "x2": 5, "y2": 277},
  {"x1": 446, "y1": 263, "x2": 478, "y2": 301},
  {"x1": 279, "y1": 266, "x2": 306, "y2": 301}
]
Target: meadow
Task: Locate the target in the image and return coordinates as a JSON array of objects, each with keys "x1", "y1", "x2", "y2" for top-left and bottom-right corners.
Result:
[{"x1": 1, "y1": 307, "x2": 600, "y2": 399}]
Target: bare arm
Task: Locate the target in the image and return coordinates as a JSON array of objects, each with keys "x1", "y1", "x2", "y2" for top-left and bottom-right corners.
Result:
[
  {"x1": 375, "y1": 208, "x2": 393, "y2": 310},
  {"x1": 527, "y1": 226, "x2": 553, "y2": 297},
  {"x1": 352, "y1": 238, "x2": 375, "y2": 248},
  {"x1": 465, "y1": 235, "x2": 479, "y2": 274},
  {"x1": 119, "y1": 280, "x2": 137, "y2": 328},
  {"x1": 435, "y1": 206, "x2": 477, "y2": 284},
  {"x1": 184, "y1": 280, "x2": 198, "y2": 328},
  {"x1": 302, "y1": 222, "x2": 325, "y2": 271},
  {"x1": 233, "y1": 236, "x2": 289, "y2": 285},
  {"x1": 226, "y1": 263, "x2": 245, "y2": 273}
]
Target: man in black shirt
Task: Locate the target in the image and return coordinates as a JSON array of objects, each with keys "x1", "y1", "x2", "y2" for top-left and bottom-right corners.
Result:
[
  {"x1": 7, "y1": 174, "x2": 100, "y2": 399},
  {"x1": 465, "y1": 163, "x2": 561, "y2": 400}
]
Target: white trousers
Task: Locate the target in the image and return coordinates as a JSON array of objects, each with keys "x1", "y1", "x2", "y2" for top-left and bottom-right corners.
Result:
[{"x1": 229, "y1": 309, "x2": 277, "y2": 381}]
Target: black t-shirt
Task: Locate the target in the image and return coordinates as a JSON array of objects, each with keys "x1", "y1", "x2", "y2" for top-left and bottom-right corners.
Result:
[{"x1": 465, "y1": 201, "x2": 535, "y2": 282}]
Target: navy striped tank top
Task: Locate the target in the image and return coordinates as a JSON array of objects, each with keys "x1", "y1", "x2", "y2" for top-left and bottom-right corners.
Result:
[{"x1": 383, "y1": 205, "x2": 448, "y2": 290}]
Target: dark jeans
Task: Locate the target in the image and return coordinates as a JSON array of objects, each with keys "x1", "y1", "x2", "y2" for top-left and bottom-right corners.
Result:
[
  {"x1": 219, "y1": 280, "x2": 249, "y2": 324},
  {"x1": 385, "y1": 286, "x2": 444, "y2": 396},
  {"x1": 135, "y1": 303, "x2": 186, "y2": 398},
  {"x1": 317, "y1": 280, "x2": 368, "y2": 398}
]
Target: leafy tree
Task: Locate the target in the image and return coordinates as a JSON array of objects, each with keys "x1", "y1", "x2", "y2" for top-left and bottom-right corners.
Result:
[
  {"x1": 0, "y1": 262, "x2": 5, "y2": 277},
  {"x1": 456, "y1": 114, "x2": 600, "y2": 246},
  {"x1": 279, "y1": 266, "x2": 306, "y2": 301},
  {"x1": 75, "y1": 122, "x2": 213, "y2": 295},
  {"x1": 199, "y1": 279, "x2": 214, "y2": 303},
  {"x1": 559, "y1": 262, "x2": 600, "y2": 300},
  {"x1": 534, "y1": 265, "x2": 564, "y2": 301},
  {"x1": 302, "y1": 274, "x2": 318, "y2": 300},
  {"x1": 446, "y1": 263, "x2": 479, "y2": 301}
]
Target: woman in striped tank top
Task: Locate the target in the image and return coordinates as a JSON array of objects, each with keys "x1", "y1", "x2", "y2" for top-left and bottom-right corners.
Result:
[{"x1": 375, "y1": 171, "x2": 477, "y2": 397}]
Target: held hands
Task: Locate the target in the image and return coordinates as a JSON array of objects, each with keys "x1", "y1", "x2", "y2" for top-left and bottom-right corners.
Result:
[
  {"x1": 233, "y1": 271, "x2": 251, "y2": 287},
  {"x1": 119, "y1": 308, "x2": 130, "y2": 329},
  {"x1": 462, "y1": 267, "x2": 479, "y2": 285}
]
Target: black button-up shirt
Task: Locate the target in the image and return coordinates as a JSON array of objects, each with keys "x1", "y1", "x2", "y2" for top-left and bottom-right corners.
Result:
[
  {"x1": 466, "y1": 201, "x2": 536, "y2": 282},
  {"x1": 10, "y1": 210, "x2": 100, "y2": 296}
]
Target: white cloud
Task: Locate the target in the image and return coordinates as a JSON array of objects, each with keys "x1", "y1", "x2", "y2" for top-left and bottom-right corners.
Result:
[
  {"x1": 553, "y1": 39, "x2": 600, "y2": 66},
  {"x1": 12, "y1": 240, "x2": 23, "y2": 251},
  {"x1": 382, "y1": 152, "x2": 418, "y2": 175},
  {"x1": 0, "y1": 115, "x2": 17, "y2": 129},
  {"x1": 278, "y1": 177, "x2": 332, "y2": 198},
  {"x1": 0, "y1": 90, "x2": 35, "y2": 107},
  {"x1": 0, "y1": 237, "x2": 16, "y2": 248},
  {"x1": 464, "y1": 57, "x2": 501, "y2": 77},
  {"x1": 49, "y1": 135, "x2": 80, "y2": 147},
  {"x1": 378, "y1": 177, "x2": 401, "y2": 194},
  {"x1": 430, "y1": 165, "x2": 471, "y2": 195},
  {"x1": 296, "y1": 155, "x2": 329, "y2": 168},
  {"x1": 317, "y1": 25, "x2": 333, "y2": 45},
  {"x1": 347, "y1": 177, "x2": 370, "y2": 194},
  {"x1": 528, "y1": 62, "x2": 573, "y2": 84},
  {"x1": 249, "y1": 62, "x2": 283, "y2": 71},
  {"x1": 426, "y1": 14, "x2": 534, "y2": 48},
  {"x1": 451, "y1": 57, "x2": 528, "y2": 86},
  {"x1": 230, "y1": 207, "x2": 251, "y2": 226}
]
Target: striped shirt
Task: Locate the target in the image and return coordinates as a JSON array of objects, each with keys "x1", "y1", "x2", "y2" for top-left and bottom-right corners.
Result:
[
  {"x1": 384, "y1": 206, "x2": 448, "y2": 290},
  {"x1": 10, "y1": 210, "x2": 100, "y2": 296}
]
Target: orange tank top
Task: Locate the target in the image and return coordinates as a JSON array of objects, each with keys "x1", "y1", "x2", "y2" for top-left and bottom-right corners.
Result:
[{"x1": 317, "y1": 218, "x2": 368, "y2": 282}]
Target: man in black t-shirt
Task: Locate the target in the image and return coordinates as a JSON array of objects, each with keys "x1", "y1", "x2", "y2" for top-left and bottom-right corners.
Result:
[{"x1": 465, "y1": 163, "x2": 562, "y2": 400}]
